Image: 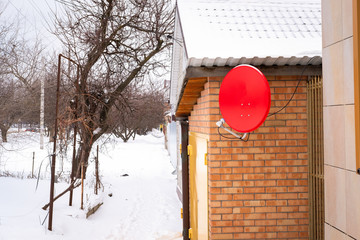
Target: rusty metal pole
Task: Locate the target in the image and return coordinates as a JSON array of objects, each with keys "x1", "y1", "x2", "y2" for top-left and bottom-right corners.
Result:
[
  {"x1": 48, "y1": 54, "x2": 62, "y2": 231},
  {"x1": 69, "y1": 65, "x2": 79, "y2": 207},
  {"x1": 95, "y1": 145, "x2": 99, "y2": 195},
  {"x1": 81, "y1": 161, "x2": 84, "y2": 210},
  {"x1": 32, "y1": 152, "x2": 35, "y2": 178}
]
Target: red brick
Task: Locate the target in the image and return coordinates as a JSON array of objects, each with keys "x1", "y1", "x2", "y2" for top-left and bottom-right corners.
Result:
[
  {"x1": 233, "y1": 233, "x2": 256, "y2": 239},
  {"x1": 254, "y1": 140, "x2": 276, "y2": 147},
  {"x1": 277, "y1": 180, "x2": 298, "y2": 186},
  {"x1": 276, "y1": 166, "x2": 298, "y2": 173},
  {"x1": 266, "y1": 212, "x2": 288, "y2": 219},
  {"x1": 209, "y1": 188, "x2": 221, "y2": 194},
  {"x1": 243, "y1": 200, "x2": 266, "y2": 207},
  {"x1": 254, "y1": 180, "x2": 277, "y2": 187},
  {"x1": 222, "y1": 226, "x2": 244, "y2": 233},
  {"x1": 255, "y1": 207, "x2": 276, "y2": 213},
  {"x1": 209, "y1": 174, "x2": 221, "y2": 181},
  {"x1": 288, "y1": 212, "x2": 308, "y2": 219},
  {"x1": 212, "y1": 233, "x2": 234, "y2": 239},
  {"x1": 265, "y1": 160, "x2": 287, "y2": 166},
  {"x1": 265, "y1": 147, "x2": 286, "y2": 153},
  {"x1": 233, "y1": 207, "x2": 255, "y2": 214},
  {"x1": 243, "y1": 160, "x2": 265, "y2": 167},
  {"x1": 232, "y1": 154, "x2": 254, "y2": 160},
  {"x1": 265, "y1": 173, "x2": 287, "y2": 179},
  {"x1": 244, "y1": 187, "x2": 265, "y2": 194},
  {"x1": 209, "y1": 226, "x2": 222, "y2": 233},
  {"x1": 276, "y1": 153, "x2": 298, "y2": 159},
  {"x1": 234, "y1": 194, "x2": 255, "y2": 200},
  {"x1": 266, "y1": 187, "x2": 287, "y2": 193},
  {"x1": 286, "y1": 146, "x2": 307, "y2": 152},
  {"x1": 243, "y1": 147, "x2": 265, "y2": 153},
  {"x1": 244, "y1": 226, "x2": 266, "y2": 232},
  {"x1": 233, "y1": 181, "x2": 255, "y2": 187},
  {"x1": 210, "y1": 194, "x2": 233, "y2": 201},
  {"x1": 276, "y1": 139, "x2": 298, "y2": 146},
  {"x1": 221, "y1": 174, "x2": 243, "y2": 181},
  {"x1": 266, "y1": 200, "x2": 288, "y2": 206},
  {"x1": 266, "y1": 225, "x2": 288, "y2": 232},
  {"x1": 233, "y1": 167, "x2": 254, "y2": 174},
  {"x1": 275, "y1": 126, "x2": 297, "y2": 133},
  {"x1": 255, "y1": 193, "x2": 277, "y2": 200},
  {"x1": 211, "y1": 207, "x2": 233, "y2": 214},
  {"x1": 288, "y1": 199, "x2": 308, "y2": 206},
  {"x1": 210, "y1": 220, "x2": 233, "y2": 227},
  {"x1": 222, "y1": 214, "x2": 244, "y2": 220},
  {"x1": 209, "y1": 155, "x2": 232, "y2": 161},
  {"x1": 255, "y1": 232, "x2": 278, "y2": 239},
  {"x1": 277, "y1": 231, "x2": 299, "y2": 238},
  {"x1": 210, "y1": 181, "x2": 232, "y2": 187},
  {"x1": 222, "y1": 187, "x2": 243, "y2": 194},
  {"x1": 277, "y1": 206, "x2": 299, "y2": 212},
  {"x1": 288, "y1": 186, "x2": 308, "y2": 193},
  {"x1": 255, "y1": 219, "x2": 277, "y2": 225},
  {"x1": 222, "y1": 201, "x2": 244, "y2": 207},
  {"x1": 254, "y1": 154, "x2": 276, "y2": 160},
  {"x1": 233, "y1": 220, "x2": 255, "y2": 226},
  {"x1": 243, "y1": 174, "x2": 265, "y2": 180},
  {"x1": 244, "y1": 213, "x2": 266, "y2": 220},
  {"x1": 221, "y1": 161, "x2": 242, "y2": 167},
  {"x1": 288, "y1": 225, "x2": 308, "y2": 231},
  {"x1": 254, "y1": 167, "x2": 276, "y2": 173},
  {"x1": 276, "y1": 193, "x2": 298, "y2": 199}
]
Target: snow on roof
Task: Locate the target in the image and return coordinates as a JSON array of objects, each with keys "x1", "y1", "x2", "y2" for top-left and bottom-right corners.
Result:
[{"x1": 177, "y1": 0, "x2": 322, "y2": 60}]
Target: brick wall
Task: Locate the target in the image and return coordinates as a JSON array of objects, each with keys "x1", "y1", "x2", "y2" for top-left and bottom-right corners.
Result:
[{"x1": 188, "y1": 76, "x2": 309, "y2": 239}]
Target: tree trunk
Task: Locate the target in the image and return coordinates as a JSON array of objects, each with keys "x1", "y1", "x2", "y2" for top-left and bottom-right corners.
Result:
[
  {"x1": 0, "y1": 126, "x2": 9, "y2": 142},
  {"x1": 73, "y1": 134, "x2": 93, "y2": 179},
  {"x1": 49, "y1": 127, "x2": 55, "y2": 142}
]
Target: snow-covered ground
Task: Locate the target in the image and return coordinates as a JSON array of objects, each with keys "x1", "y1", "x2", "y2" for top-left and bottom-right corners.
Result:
[{"x1": 0, "y1": 130, "x2": 182, "y2": 240}]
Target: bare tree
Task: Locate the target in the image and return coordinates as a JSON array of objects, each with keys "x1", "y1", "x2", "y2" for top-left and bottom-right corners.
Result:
[
  {"x1": 111, "y1": 82, "x2": 168, "y2": 142},
  {"x1": 0, "y1": 8, "x2": 44, "y2": 142},
  {"x1": 53, "y1": 0, "x2": 174, "y2": 177}
]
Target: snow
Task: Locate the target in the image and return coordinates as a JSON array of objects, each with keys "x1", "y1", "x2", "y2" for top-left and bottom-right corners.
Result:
[
  {"x1": 177, "y1": 0, "x2": 322, "y2": 59},
  {"x1": 93, "y1": 127, "x2": 101, "y2": 135},
  {"x1": 0, "y1": 130, "x2": 182, "y2": 240}
]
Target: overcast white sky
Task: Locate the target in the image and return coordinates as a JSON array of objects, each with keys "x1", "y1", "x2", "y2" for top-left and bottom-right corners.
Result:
[{"x1": 1, "y1": 0, "x2": 62, "y2": 52}]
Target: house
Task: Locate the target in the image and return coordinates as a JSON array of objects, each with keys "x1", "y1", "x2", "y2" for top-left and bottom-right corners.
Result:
[
  {"x1": 321, "y1": 0, "x2": 360, "y2": 239},
  {"x1": 168, "y1": 0, "x2": 323, "y2": 239}
]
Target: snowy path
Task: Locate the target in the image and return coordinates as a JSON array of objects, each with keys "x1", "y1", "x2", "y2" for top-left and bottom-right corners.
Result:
[
  {"x1": 0, "y1": 133, "x2": 182, "y2": 240},
  {"x1": 99, "y1": 136, "x2": 183, "y2": 240}
]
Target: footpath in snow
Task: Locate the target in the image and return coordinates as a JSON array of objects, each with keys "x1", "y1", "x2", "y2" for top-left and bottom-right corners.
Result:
[{"x1": 0, "y1": 131, "x2": 182, "y2": 240}]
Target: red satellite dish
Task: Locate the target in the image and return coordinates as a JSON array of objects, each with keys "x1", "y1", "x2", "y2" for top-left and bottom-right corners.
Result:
[{"x1": 219, "y1": 65, "x2": 271, "y2": 133}]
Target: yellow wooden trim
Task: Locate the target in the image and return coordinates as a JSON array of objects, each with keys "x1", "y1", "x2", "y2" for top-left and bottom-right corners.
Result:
[
  {"x1": 188, "y1": 132, "x2": 209, "y2": 240},
  {"x1": 189, "y1": 228, "x2": 193, "y2": 239},
  {"x1": 189, "y1": 132, "x2": 209, "y2": 141},
  {"x1": 187, "y1": 144, "x2": 193, "y2": 156},
  {"x1": 354, "y1": 0, "x2": 360, "y2": 173}
]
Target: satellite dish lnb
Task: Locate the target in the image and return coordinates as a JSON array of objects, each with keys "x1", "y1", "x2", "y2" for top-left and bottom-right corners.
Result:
[{"x1": 218, "y1": 65, "x2": 271, "y2": 136}]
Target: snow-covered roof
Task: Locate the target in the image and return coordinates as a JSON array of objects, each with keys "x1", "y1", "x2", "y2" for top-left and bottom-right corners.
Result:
[
  {"x1": 170, "y1": 0, "x2": 322, "y2": 115},
  {"x1": 177, "y1": 0, "x2": 322, "y2": 62}
]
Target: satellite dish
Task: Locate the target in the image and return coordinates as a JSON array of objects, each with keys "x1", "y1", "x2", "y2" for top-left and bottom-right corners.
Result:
[{"x1": 219, "y1": 64, "x2": 271, "y2": 133}]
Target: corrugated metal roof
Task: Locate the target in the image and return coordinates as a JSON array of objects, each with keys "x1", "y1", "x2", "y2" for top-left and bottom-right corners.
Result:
[
  {"x1": 177, "y1": 0, "x2": 322, "y2": 59},
  {"x1": 188, "y1": 55, "x2": 322, "y2": 67}
]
